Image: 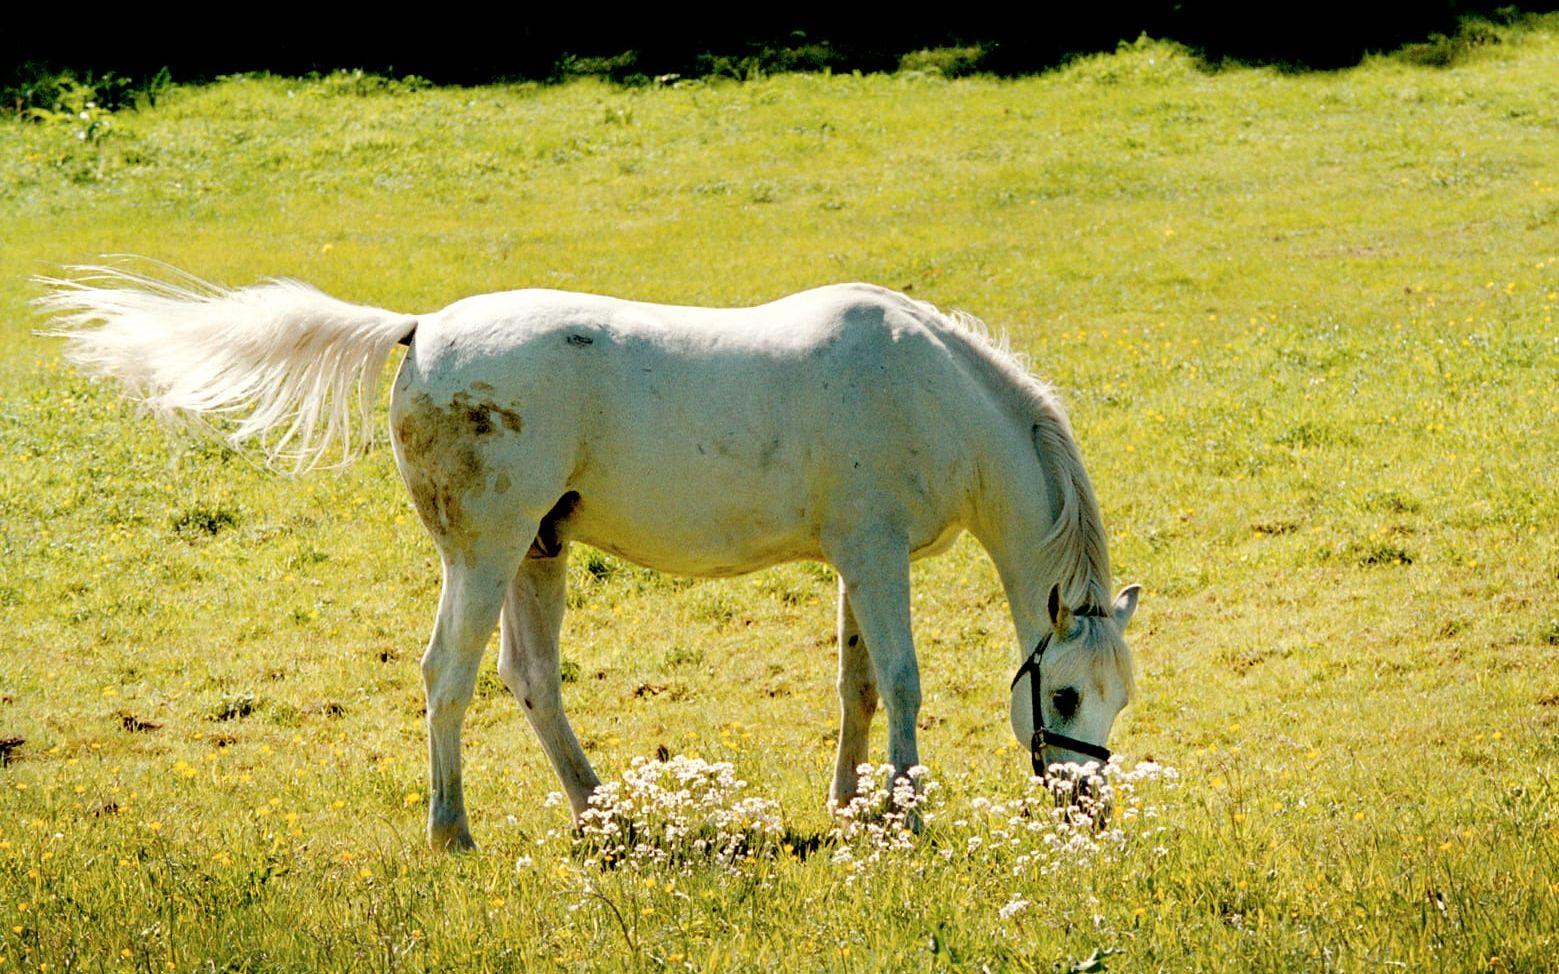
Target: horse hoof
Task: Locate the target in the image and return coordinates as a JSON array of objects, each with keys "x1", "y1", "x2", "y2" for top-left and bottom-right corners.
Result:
[{"x1": 429, "y1": 824, "x2": 478, "y2": 853}]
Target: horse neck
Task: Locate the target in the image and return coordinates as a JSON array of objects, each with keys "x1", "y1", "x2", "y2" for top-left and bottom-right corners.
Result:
[
  {"x1": 967, "y1": 417, "x2": 1113, "y2": 657},
  {"x1": 927, "y1": 309, "x2": 1113, "y2": 655}
]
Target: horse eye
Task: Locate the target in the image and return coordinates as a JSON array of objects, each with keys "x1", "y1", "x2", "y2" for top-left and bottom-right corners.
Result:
[{"x1": 1052, "y1": 687, "x2": 1080, "y2": 720}]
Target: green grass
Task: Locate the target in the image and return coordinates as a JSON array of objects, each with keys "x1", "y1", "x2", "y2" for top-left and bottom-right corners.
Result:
[{"x1": 2, "y1": 22, "x2": 1557, "y2": 972}]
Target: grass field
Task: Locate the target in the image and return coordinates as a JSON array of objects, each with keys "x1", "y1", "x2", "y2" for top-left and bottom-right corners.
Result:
[{"x1": 2, "y1": 21, "x2": 1557, "y2": 972}]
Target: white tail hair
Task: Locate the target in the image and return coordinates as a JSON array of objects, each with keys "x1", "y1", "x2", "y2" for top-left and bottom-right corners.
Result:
[{"x1": 36, "y1": 262, "x2": 416, "y2": 473}]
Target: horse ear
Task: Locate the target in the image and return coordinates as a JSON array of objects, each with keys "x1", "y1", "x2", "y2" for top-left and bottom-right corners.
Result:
[
  {"x1": 1047, "y1": 583, "x2": 1073, "y2": 639},
  {"x1": 1112, "y1": 584, "x2": 1142, "y2": 630}
]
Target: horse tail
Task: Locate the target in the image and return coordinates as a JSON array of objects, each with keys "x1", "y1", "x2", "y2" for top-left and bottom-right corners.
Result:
[{"x1": 36, "y1": 263, "x2": 417, "y2": 473}]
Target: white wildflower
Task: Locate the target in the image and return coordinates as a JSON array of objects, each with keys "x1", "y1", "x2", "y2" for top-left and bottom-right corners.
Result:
[
  {"x1": 945, "y1": 758, "x2": 1178, "y2": 877},
  {"x1": 999, "y1": 895, "x2": 1031, "y2": 919},
  {"x1": 566, "y1": 754, "x2": 783, "y2": 873},
  {"x1": 826, "y1": 763, "x2": 938, "y2": 878}
]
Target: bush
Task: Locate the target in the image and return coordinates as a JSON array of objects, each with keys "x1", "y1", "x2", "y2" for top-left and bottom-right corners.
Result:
[
  {"x1": 898, "y1": 45, "x2": 988, "y2": 78},
  {"x1": 1395, "y1": 18, "x2": 1507, "y2": 67},
  {"x1": 554, "y1": 51, "x2": 644, "y2": 84},
  {"x1": 4, "y1": 64, "x2": 170, "y2": 117},
  {"x1": 1056, "y1": 34, "x2": 1200, "y2": 86},
  {"x1": 695, "y1": 41, "x2": 848, "y2": 82},
  {"x1": 311, "y1": 69, "x2": 432, "y2": 97}
]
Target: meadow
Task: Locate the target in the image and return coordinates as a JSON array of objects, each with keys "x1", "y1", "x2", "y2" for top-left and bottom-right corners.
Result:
[{"x1": 1, "y1": 21, "x2": 1556, "y2": 972}]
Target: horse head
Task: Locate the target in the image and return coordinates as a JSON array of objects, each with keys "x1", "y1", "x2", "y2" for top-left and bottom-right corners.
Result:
[{"x1": 1009, "y1": 583, "x2": 1141, "y2": 791}]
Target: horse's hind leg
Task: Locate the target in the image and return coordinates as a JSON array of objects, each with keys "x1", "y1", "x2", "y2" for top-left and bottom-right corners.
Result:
[
  {"x1": 422, "y1": 540, "x2": 531, "y2": 851},
  {"x1": 830, "y1": 576, "x2": 879, "y2": 807},
  {"x1": 497, "y1": 544, "x2": 601, "y2": 818}
]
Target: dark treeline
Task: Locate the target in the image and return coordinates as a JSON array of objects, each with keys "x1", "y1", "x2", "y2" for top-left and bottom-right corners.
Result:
[{"x1": 4, "y1": 2, "x2": 1555, "y2": 96}]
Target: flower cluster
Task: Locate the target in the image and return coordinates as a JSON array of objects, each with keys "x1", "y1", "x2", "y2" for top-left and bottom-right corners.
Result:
[
  {"x1": 549, "y1": 753, "x2": 1177, "y2": 895},
  {"x1": 998, "y1": 894, "x2": 1031, "y2": 919},
  {"x1": 948, "y1": 759, "x2": 1178, "y2": 880},
  {"x1": 827, "y1": 764, "x2": 938, "y2": 876},
  {"x1": 563, "y1": 755, "x2": 783, "y2": 873}
]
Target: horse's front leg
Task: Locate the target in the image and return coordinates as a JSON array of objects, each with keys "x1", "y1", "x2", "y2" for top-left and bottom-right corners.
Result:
[
  {"x1": 497, "y1": 544, "x2": 601, "y2": 818},
  {"x1": 824, "y1": 524, "x2": 921, "y2": 786},
  {"x1": 831, "y1": 576, "x2": 879, "y2": 806},
  {"x1": 421, "y1": 545, "x2": 525, "y2": 851}
]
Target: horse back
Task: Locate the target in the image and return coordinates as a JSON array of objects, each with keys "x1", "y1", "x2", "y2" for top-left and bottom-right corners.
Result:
[{"x1": 391, "y1": 284, "x2": 991, "y2": 574}]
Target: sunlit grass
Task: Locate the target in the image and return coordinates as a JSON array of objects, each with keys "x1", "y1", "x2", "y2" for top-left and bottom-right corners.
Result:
[{"x1": 1, "y1": 22, "x2": 1556, "y2": 971}]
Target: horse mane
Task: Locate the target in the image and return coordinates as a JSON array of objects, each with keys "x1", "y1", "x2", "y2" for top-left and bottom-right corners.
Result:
[
  {"x1": 924, "y1": 305, "x2": 1114, "y2": 616},
  {"x1": 920, "y1": 305, "x2": 1133, "y2": 698}
]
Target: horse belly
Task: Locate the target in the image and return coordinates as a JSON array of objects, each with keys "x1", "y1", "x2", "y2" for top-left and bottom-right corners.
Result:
[{"x1": 563, "y1": 455, "x2": 823, "y2": 577}]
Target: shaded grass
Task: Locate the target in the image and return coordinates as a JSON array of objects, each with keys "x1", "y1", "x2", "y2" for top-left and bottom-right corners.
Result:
[{"x1": 1, "y1": 23, "x2": 1556, "y2": 973}]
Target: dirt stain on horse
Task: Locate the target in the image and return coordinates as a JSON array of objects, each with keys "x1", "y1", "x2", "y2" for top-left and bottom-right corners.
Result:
[
  {"x1": 394, "y1": 391, "x2": 524, "y2": 562},
  {"x1": 452, "y1": 390, "x2": 524, "y2": 436},
  {"x1": 758, "y1": 436, "x2": 782, "y2": 469}
]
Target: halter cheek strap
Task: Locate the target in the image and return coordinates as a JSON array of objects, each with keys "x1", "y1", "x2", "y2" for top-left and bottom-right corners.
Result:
[{"x1": 1011, "y1": 613, "x2": 1113, "y2": 776}]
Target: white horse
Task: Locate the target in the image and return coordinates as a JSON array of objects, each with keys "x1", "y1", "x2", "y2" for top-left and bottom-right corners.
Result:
[{"x1": 41, "y1": 267, "x2": 1142, "y2": 851}]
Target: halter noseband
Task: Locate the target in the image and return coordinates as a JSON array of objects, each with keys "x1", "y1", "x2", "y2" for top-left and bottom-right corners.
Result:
[{"x1": 1011, "y1": 608, "x2": 1113, "y2": 776}]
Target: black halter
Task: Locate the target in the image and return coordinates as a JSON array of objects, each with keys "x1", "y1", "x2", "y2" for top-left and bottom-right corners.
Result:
[{"x1": 1011, "y1": 610, "x2": 1113, "y2": 776}]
